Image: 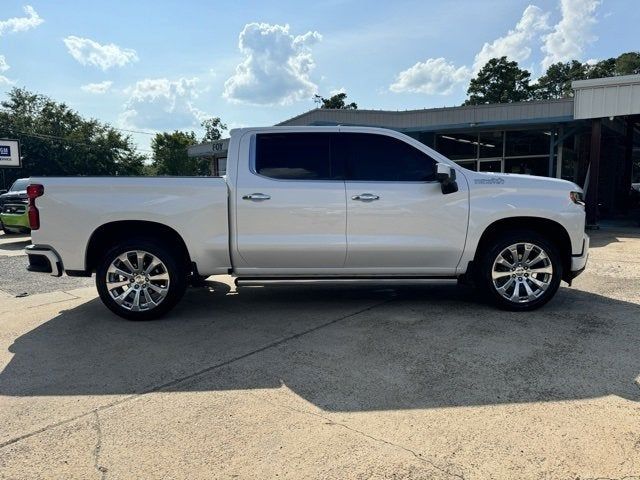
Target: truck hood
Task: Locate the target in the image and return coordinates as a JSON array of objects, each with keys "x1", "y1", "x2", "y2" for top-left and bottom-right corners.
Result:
[{"x1": 465, "y1": 171, "x2": 582, "y2": 193}]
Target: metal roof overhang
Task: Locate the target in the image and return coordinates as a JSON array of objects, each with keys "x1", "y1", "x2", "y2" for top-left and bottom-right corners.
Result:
[
  {"x1": 301, "y1": 115, "x2": 576, "y2": 133},
  {"x1": 573, "y1": 74, "x2": 640, "y2": 119},
  {"x1": 278, "y1": 98, "x2": 575, "y2": 133}
]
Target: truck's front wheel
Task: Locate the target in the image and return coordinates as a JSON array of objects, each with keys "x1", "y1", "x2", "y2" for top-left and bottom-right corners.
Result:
[
  {"x1": 96, "y1": 239, "x2": 187, "y2": 320},
  {"x1": 479, "y1": 231, "x2": 562, "y2": 311}
]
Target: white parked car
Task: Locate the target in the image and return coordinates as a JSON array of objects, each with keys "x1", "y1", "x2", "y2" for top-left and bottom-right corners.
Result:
[{"x1": 25, "y1": 126, "x2": 589, "y2": 320}]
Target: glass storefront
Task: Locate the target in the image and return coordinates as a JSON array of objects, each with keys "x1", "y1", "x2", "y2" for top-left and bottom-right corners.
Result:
[
  {"x1": 479, "y1": 131, "x2": 504, "y2": 158},
  {"x1": 435, "y1": 129, "x2": 553, "y2": 177},
  {"x1": 435, "y1": 133, "x2": 478, "y2": 160},
  {"x1": 504, "y1": 131, "x2": 550, "y2": 157}
]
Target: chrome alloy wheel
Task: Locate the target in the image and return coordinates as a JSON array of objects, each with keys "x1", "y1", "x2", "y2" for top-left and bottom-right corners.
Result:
[
  {"x1": 491, "y1": 242, "x2": 553, "y2": 304},
  {"x1": 105, "y1": 250, "x2": 170, "y2": 312}
]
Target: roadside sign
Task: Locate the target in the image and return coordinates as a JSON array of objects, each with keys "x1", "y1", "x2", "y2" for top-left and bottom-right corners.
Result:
[{"x1": 0, "y1": 139, "x2": 21, "y2": 168}]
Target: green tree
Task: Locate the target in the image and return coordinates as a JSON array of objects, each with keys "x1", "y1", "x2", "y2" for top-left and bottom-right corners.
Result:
[
  {"x1": 150, "y1": 130, "x2": 207, "y2": 176},
  {"x1": 318, "y1": 92, "x2": 358, "y2": 109},
  {"x1": 464, "y1": 57, "x2": 532, "y2": 105},
  {"x1": 0, "y1": 87, "x2": 144, "y2": 186},
  {"x1": 534, "y1": 60, "x2": 587, "y2": 99},
  {"x1": 586, "y1": 58, "x2": 616, "y2": 79},
  {"x1": 200, "y1": 117, "x2": 227, "y2": 142},
  {"x1": 615, "y1": 52, "x2": 640, "y2": 75}
]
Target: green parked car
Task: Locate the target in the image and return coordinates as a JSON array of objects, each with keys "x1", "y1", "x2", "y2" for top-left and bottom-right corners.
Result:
[
  {"x1": 0, "y1": 178, "x2": 30, "y2": 234},
  {"x1": 1, "y1": 201, "x2": 30, "y2": 234}
]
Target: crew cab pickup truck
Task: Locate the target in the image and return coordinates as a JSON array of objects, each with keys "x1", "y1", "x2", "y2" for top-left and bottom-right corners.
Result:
[{"x1": 25, "y1": 126, "x2": 589, "y2": 320}]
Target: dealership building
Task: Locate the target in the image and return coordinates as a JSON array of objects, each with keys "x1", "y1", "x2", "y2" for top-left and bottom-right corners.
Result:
[{"x1": 189, "y1": 74, "x2": 640, "y2": 225}]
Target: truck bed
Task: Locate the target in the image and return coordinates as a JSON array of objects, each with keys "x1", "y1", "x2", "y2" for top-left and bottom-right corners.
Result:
[{"x1": 29, "y1": 176, "x2": 231, "y2": 275}]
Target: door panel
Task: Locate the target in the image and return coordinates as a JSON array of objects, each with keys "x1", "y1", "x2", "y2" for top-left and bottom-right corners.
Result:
[
  {"x1": 236, "y1": 180, "x2": 346, "y2": 268},
  {"x1": 338, "y1": 131, "x2": 468, "y2": 274},
  {"x1": 234, "y1": 132, "x2": 347, "y2": 269},
  {"x1": 345, "y1": 181, "x2": 468, "y2": 272}
]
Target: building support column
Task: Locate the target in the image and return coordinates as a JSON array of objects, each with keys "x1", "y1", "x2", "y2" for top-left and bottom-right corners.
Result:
[
  {"x1": 555, "y1": 126, "x2": 564, "y2": 179},
  {"x1": 621, "y1": 117, "x2": 634, "y2": 214},
  {"x1": 586, "y1": 118, "x2": 602, "y2": 227},
  {"x1": 548, "y1": 127, "x2": 556, "y2": 177}
]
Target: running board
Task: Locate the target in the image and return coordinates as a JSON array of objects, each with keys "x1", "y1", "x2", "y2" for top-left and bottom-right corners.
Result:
[{"x1": 234, "y1": 276, "x2": 458, "y2": 287}]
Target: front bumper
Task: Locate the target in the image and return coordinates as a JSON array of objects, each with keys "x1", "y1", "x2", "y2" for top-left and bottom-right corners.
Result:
[
  {"x1": 569, "y1": 233, "x2": 589, "y2": 281},
  {"x1": 25, "y1": 245, "x2": 63, "y2": 277}
]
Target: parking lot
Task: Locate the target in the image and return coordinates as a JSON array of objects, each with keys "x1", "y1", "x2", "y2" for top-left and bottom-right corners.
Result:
[{"x1": 0, "y1": 229, "x2": 639, "y2": 479}]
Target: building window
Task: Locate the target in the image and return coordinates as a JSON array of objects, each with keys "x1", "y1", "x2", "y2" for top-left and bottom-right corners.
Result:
[
  {"x1": 505, "y1": 156, "x2": 549, "y2": 176},
  {"x1": 505, "y1": 130, "x2": 550, "y2": 157},
  {"x1": 435, "y1": 133, "x2": 477, "y2": 160},
  {"x1": 479, "y1": 159, "x2": 502, "y2": 172},
  {"x1": 479, "y1": 131, "x2": 504, "y2": 158}
]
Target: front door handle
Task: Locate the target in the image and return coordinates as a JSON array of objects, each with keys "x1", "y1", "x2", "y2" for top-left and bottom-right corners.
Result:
[
  {"x1": 351, "y1": 193, "x2": 380, "y2": 201},
  {"x1": 242, "y1": 193, "x2": 271, "y2": 201}
]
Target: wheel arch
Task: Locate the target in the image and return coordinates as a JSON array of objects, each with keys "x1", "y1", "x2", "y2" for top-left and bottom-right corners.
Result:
[
  {"x1": 473, "y1": 216, "x2": 572, "y2": 281},
  {"x1": 85, "y1": 220, "x2": 192, "y2": 273}
]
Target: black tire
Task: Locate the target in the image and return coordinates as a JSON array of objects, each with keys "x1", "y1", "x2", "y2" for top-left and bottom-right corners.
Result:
[
  {"x1": 477, "y1": 230, "x2": 563, "y2": 311},
  {"x1": 96, "y1": 238, "x2": 188, "y2": 321}
]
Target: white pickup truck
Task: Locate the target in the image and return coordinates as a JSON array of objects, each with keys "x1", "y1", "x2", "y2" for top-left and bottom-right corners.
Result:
[{"x1": 25, "y1": 126, "x2": 589, "y2": 320}]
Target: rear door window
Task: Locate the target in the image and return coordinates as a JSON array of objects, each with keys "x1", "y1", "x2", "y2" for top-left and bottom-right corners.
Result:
[{"x1": 255, "y1": 133, "x2": 341, "y2": 180}]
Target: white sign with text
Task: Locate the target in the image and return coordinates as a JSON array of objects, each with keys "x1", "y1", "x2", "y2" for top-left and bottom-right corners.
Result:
[{"x1": 0, "y1": 139, "x2": 21, "y2": 168}]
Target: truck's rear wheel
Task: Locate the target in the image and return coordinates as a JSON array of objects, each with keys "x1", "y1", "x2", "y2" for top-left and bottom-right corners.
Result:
[
  {"x1": 479, "y1": 231, "x2": 562, "y2": 311},
  {"x1": 96, "y1": 239, "x2": 187, "y2": 320}
]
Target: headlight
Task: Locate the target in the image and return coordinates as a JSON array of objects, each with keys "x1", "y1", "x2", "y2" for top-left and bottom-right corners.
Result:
[{"x1": 570, "y1": 191, "x2": 585, "y2": 206}]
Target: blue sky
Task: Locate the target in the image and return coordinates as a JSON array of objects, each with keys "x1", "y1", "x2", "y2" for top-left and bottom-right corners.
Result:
[{"x1": 0, "y1": 0, "x2": 638, "y2": 152}]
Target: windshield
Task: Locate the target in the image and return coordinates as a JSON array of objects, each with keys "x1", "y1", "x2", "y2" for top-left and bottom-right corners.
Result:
[{"x1": 10, "y1": 179, "x2": 29, "y2": 191}]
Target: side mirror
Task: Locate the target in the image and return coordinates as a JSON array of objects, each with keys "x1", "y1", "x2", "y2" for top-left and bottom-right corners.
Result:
[
  {"x1": 436, "y1": 163, "x2": 458, "y2": 194},
  {"x1": 0, "y1": 190, "x2": 6, "y2": 195}
]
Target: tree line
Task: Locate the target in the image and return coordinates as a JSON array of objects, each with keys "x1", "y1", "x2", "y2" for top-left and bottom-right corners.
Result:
[
  {"x1": 0, "y1": 88, "x2": 145, "y2": 187},
  {"x1": 0, "y1": 88, "x2": 226, "y2": 185},
  {"x1": 0, "y1": 51, "x2": 637, "y2": 183},
  {"x1": 465, "y1": 51, "x2": 640, "y2": 105}
]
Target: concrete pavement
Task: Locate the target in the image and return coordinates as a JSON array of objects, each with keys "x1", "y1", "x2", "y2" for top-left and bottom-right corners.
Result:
[
  {"x1": 0, "y1": 233, "x2": 93, "y2": 297},
  {"x1": 0, "y1": 228, "x2": 639, "y2": 479}
]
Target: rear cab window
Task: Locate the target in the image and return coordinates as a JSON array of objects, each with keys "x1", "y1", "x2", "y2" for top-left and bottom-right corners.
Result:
[{"x1": 255, "y1": 133, "x2": 341, "y2": 180}]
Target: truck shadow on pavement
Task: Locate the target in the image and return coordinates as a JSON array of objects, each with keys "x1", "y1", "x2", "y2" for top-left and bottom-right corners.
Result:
[{"x1": 1, "y1": 282, "x2": 639, "y2": 411}]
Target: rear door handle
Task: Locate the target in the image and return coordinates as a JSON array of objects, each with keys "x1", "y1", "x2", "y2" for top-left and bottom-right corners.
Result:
[
  {"x1": 242, "y1": 193, "x2": 271, "y2": 201},
  {"x1": 351, "y1": 193, "x2": 380, "y2": 201}
]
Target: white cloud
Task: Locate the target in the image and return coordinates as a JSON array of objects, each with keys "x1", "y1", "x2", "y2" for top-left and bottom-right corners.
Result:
[
  {"x1": 120, "y1": 77, "x2": 208, "y2": 130},
  {"x1": 389, "y1": 57, "x2": 471, "y2": 95},
  {"x1": 81, "y1": 80, "x2": 113, "y2": 94},
  {"x1": 541, "y1": 0, "x2": 601, "y2": 69},
  {"x1": 0, "y1": 5, "x2": 43, "y2": 85},
  {"x1": 0, "y1": 56, "x2": 13, "y2": 85},
  {"x1": 223, "y1": 23, "x2": 322, "y2": 105},
  {"x1": 389, "y1": 4, "x2": 554, "y2": 96},
  {"x1": 473, "y1": 5, "x2": 550, "y2": 72},
  {"x1": 0, "y1": 5, "x2": 43, "y2": 36},
  {"x1": 63, "y1": 36, "x2": 138, "y2": 71}
]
